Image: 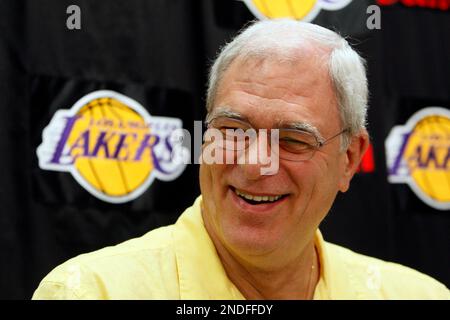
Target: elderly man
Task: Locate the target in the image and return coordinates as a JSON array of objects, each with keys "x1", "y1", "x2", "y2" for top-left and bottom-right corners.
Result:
[{"x1": 33, "y1": 20, "x2": 449, "y2": 299}]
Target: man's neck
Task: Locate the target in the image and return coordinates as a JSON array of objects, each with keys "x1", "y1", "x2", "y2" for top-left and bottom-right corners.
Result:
[{"x1": 209, "y1": 231, "x2": 320, "y2": 300}]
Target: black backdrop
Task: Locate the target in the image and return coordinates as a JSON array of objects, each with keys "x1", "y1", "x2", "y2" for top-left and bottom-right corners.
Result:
[{"x1": 0, "y1": 0, "x2": 448, "y2": 299}]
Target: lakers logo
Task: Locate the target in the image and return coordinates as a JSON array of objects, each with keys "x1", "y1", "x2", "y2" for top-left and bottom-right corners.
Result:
[
  {"x1": 242, "y1": 0, "x2": 353, "y2": 21},
  {"x1": 37, "y1": 90, "x2": 187, "y2": 203},
  {"x1": 385, "y1": 107, "x2": 450, "y2": 210}
]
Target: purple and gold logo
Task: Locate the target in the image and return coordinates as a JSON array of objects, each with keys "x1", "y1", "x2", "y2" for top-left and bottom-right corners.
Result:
[
  {"x1": 385, "y1": 107, "x2": 450, "y2": 210},
  {"x1": 37, "y1": 90, "x2": 186, "y2": 203},
  {"x1": 242, "y1": 0, "x2": 353, "y2": 22}
]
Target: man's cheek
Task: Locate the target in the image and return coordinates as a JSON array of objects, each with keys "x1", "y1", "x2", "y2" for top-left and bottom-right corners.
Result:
[
  {"x1": 199, "y1": 164, "x2": 212, "y2": 193},
  {"x1": 200, "y1": 164, "x2": 221, "y2": 200}
]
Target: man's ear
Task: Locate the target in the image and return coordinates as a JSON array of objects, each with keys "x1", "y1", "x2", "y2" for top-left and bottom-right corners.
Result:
[{"x1": 338, "y1": 130, "x2": 370, "y2": 193}]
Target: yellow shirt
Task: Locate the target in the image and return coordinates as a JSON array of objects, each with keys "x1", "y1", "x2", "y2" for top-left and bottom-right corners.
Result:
[{"x1": 33, "y1": 196, "x2": 450, "y2": 300}]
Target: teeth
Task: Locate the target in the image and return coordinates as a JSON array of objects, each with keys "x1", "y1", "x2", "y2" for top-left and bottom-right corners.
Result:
[{"x1": 235, "y1": 189, "x2": 283, "y2": 202}]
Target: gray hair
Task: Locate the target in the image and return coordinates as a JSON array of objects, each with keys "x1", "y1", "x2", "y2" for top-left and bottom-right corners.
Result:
[{"x1": 206, "y1": 19, "x2": 368, "y2": 149}]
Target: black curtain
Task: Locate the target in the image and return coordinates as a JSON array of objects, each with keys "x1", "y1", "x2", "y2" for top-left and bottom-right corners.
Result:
[{"x1": 0, "y1": 0, "x2": 448, "y2": 299}]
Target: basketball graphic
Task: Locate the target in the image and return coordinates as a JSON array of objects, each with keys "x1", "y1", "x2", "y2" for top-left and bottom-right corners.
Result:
[
  {"x1": 37, "y1": 90, "x2": 187, "y2": 203},
  {"x1": 404, "y1": 115, "x2": 450, "y2": 203},
  {"x1": 385, "y1": 107, "x2": 450, "y2": 210},
  {"x1": 242, "y1": 0, "x2": 353, "y2": 22}
]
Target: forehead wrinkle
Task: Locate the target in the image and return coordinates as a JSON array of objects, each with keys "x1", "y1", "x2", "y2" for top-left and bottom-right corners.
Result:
[
  {"x1": 231, "y1": 53, "x2": 329, "y2": 94},
  {"x1": 233, "y1": 81, "x2": 311, "y2": 106}
]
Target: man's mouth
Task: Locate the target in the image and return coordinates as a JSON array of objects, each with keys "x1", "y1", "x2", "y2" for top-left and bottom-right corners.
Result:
[{"x1": 232, "y1": 187, "x2": 288, "y2": 205}]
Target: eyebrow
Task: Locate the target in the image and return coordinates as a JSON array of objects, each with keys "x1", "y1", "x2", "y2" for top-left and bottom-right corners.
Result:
[
  {"x1": 205, "y1": 106, "x2": 247, "y2": 124},
  {"x1": 206, "y1": 106, "x2": 323, "y2": 140},
  {"x1": 279, "y1": 121, "x2": 323, "y2": 141}
]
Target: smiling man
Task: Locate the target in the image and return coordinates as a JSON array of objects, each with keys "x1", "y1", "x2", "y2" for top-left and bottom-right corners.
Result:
[{"x1": 33, "y1": 20, "x2": 449, "y2": 300}]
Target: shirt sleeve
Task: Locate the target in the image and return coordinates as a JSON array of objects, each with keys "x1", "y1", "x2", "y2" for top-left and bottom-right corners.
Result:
[{"x1": 32, "y1": 262, "x2": 106, "y2": 300}]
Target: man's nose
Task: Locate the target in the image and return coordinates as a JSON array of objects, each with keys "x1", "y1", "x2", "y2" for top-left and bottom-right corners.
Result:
[{"x1": 236, "y1": 134, "x2": 275, "y2": 179}]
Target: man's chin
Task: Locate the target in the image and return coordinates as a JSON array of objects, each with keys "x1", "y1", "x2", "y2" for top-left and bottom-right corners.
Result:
[{"x1": 221, "y1": 225, "x2": 282, "y2": 258}]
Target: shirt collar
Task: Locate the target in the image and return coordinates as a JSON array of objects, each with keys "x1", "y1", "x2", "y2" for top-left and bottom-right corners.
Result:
[
  {"x1": 313, "y1": 230, "x2": 355, "y2": 299},
  {"x1": 173, "y1": 195, "x2": 245, "y2": 299}
]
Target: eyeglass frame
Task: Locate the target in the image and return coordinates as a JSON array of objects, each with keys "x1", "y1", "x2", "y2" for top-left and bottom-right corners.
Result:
[{"x1": 204, "y1": 116, "x2": 350, "y2": 162}]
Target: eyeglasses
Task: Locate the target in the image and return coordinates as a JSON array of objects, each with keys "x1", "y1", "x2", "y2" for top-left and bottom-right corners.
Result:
[{"x1": 205, "y1": 116, "x2": 349, "y2": 161}]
